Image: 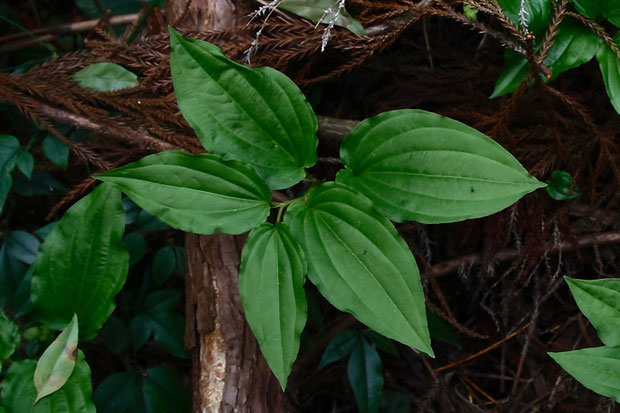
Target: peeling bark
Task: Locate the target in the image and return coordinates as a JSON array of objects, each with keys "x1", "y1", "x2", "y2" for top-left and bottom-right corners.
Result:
[{"x1": 167, "y1": 0, "x2": 243, "y2": 31}]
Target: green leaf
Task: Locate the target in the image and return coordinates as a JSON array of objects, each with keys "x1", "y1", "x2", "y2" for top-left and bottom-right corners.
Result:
[
  {"x1": 92, "y1": 372, "x2": 138, "y2": 412},
  {"x1": 35, "y1": 222, "x2": 58, "y2": 239},
  {"x1": 151, "y1": 246, "x2": 176, "y2": 286},
  {"x1": 0, "y1": 173, "x2": 12, "y2": 212},
  {"x1": 606, "y1": 4, "x2": 620, "y2": 27},
  {"x1": 4, "y1": 230, "x2": 40, "y2": 264},
  {"x1": 13, "y1": 267, "x2": 34, "y2": 317},
  {"x1": 239, "y1": 222, "x2": 307, "y2": 389},
  {"x1": 174, "y1": 246, "x2": 186, "y2": 276},
  {"x1": 496, "y1": 0, "x2": 551, "y2": 36},
  {"x1": 96, "y1": 151, "x2": 272, "y2": 235},
  {"x1": 565, "y1": 277, "x2": 620, "y2": 346},
  {"x1": 572, "y1": 0, "x2": 604, "y2": 20},
  {"x1": 143, "y1": 289, "x2": 183, "y2": 313},
  {"x1": 42, "y1": 136, "x2": 69, "y2": 170},
  {"x1": 102, "y1": 316, "x2": 129, "y2": 355},
  {"x1": 278, "y1": 0, "x2": 366, "y2": 37},
  {"x1": 128, "y1": 290, "x2": 186, "y2": 356},
  {"x1": 34, "y1": 315, "x2": 79, "y2": 403},
  {"x1": 0, "y1": 243, "x2": 27, "y2": 307},
  {"x1": 544, "y1": 18, "x2": 600, "y2": 79},
  {"x1": 93, "y1": 367, "x2": 190, "y2": 413},
  {"x1": 319, "y1": 330, "x2": 360, "y2": 368},
  {"x1": 13, "y1": 171, "x2": 66, "y2": 197},
  {"x1": 363, "y1": 330, "x2": 398, "y2": 356},
  {"x1": 546, "y1": 170, "x2": 580, "y2": 200},
  {"x1": 380, "y1": 392, "x2": 411, "y2": 413},
  {"x1": 596, "y1": 33, "x2": 620, "y2": 115},
  {"x1": 337, "y1": 110, "x2": 545, "y2": 224},
  {"x1": 284, "y1": 182, "x2": 433, "y2": 355},
  {"x1": 347, "y1": 339, "x2": 383, "y2": 413},
  {"x1": 73, "y1": 63, "x2": 138, "y2": 92},
  {"x1": 0, "y1": 310, "x2": 20, "y2": 366},
  {"x1": 549, "y1": 346, "x2": 620, "y2": 402},
  {"x1": 149, "y1": 311, "x2": 188, "y2": 358},
  {"x1": 138, "y1": 209, "x2": 168, "y2": 231},
  {"x1": 75, "y1": 0, "x2": 143, "y2": 19},
  {"x1": 0, "y1": 134, "x2": 19, "y2": 170},
  {"x1": 463, "y1": 5, "x2": 478, "y2": 21},
  {"x1": 122, "y1": 231, "x2": 146, "y2": 266},
  {"x1": 0, "y1": 134, "x2": 20, "y2": 212},
  {"x1": 122, "y1": 197, "x2": 140, "y2": 224},
  {"x1": 141, "y1": 367, "x2": 191, "y2": 412},
  {"x1": 31, "y1": 183, "x2": 129, "y2": 340},
  {"x1": 2, "y1": 351, "x2": 95, "y2": 412},
  {"x1": 130, "y1": 315, "x2": 152, "y2": 351},
  {"x1": 491, "y1": 50, "x2": 529, "y2": 99},
  {"x1": 168, "y1": 29, "x2": 318, "y2": 189},
  {"x1": 16, "y1": 150, "x2": 34, "y2": 178}
]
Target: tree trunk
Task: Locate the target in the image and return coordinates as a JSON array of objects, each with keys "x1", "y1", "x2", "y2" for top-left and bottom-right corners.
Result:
[
  {"x1": 168, "y1": 1, "x2": 294, "y2": 410},
  {"x1": 185, "y1": 234, "x2": 293, "y2": 412}
]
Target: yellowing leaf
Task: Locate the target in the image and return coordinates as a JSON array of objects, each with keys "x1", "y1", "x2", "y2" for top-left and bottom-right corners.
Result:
[{"x1": 34, "y1": 314, "x2": 79, "y2": 403}]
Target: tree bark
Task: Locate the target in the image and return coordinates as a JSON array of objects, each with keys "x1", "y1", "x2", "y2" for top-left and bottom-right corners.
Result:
[
  {"x1": 185, "y1": 234, "x2": 293, "y2": 412},
  {"x1": 170, "y1": 2, "x2": 294, "y2": 410}
]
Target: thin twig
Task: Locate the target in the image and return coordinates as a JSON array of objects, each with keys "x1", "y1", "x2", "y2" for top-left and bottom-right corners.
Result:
[
  {"x1": 429, "y1": 231, "x2": 620, "y2": 278},
  {"x1": 434, "y1": 321, "x2": 533, "y2": 373},
  {"x1": 0, "y1": 14, "x2": 139, "y2": 54}
]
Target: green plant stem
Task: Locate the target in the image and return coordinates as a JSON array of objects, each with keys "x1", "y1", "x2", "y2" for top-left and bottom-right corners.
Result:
[{"x1": 272, "y1": 198, "x2": 297, "y2": 223}]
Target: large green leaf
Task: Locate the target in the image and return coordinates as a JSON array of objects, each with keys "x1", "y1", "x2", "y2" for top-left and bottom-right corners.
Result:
[
  {"x1": 347, "y1": 338, "x2": 383, "y2": 413},
  {"x1": 606, "y1": 4, "x2": 620, "y2": 27},
  {"x1": 278, "y1": 0, "x2": 366, "y2": 36},
  {"x1": 31, "y1": 183, "x2": 129, "y2": 340},
  {"x1": 336, "y1": 110, "x2": 545, "y2": 224},
  {"x1": 549, "y1": 346, "x2": 620, "y2": 402},
  {"x1": 565, "y1": 277, "x2": 620, "y2": 346},
  {"x1": 73, "y1": 63, "x2": 139, "y2": 92},
  {"x1": 96, "y1": 151, "x2": 272, "y2": 235},
  {"x1": 284, "y1": 182, "x2": 433, "y2": 355},
  {"x1": 93, "y1": 367, "x2": 190, "y2": 413},
  {"x1": 572, "y1": 0, "x2": 604, "y2": 20},
  {"x1": 496, "y1": 0, "x2": 551, "y2": 36},
  {"x1": 34, "y1": 315, "x2": 79, "y2": 402},
  {"x1": 168, "y1": 29, "x2": 318, "y2": 189},
  {"x1": 239, "y1": 222, "x2": 307, "y2": 389},
  {"x1": 544, "y1": 18, "x2": 601, "y2": 79},
  {"x1": 0, "y1": 310, "x2": 20, "y2": 366},
  {"x1": 1, "y1": 351, "x2": 95, "y2": 412},
  {"x1": 596, "y1": 33, "x2": 620, "y2": 115}
]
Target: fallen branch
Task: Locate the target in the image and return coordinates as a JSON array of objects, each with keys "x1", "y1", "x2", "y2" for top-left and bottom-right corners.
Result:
[{"x1": 33, "y1": 99, "x2": 180, "y2": 152}]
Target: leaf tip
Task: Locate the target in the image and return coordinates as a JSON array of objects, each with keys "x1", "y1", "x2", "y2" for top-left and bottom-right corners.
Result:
[{"x1": 168, "y1": 26, "x2": 184, "y2": 49}]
